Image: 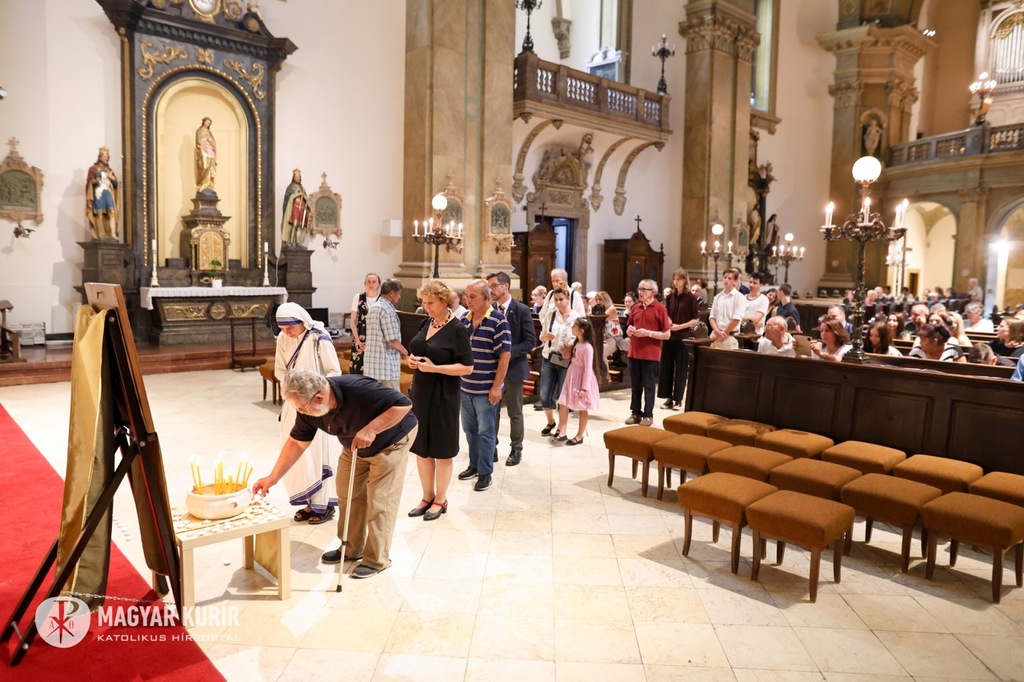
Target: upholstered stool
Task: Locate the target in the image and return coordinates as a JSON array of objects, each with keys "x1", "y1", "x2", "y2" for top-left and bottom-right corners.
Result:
[
  {"x1": 769, "y1": 458, "x2": 862, "y2": 502},
  {"x1": 708, "y1": 446, "x2": 792, "y2": 482},
  {"x1": 746, "y1": 490, "x2": 855, "y2": 602},
  {"x1": 706, "y1": 419, "x2": 777, "y2": 447},
  {"x1": 893, "y1": 454, "x2": 984, "y2": 495},
  {"x1": 652, "y1": 434, "x2": 732, "y2": 500},
  {"x1": 970, "y1": 472, "x2": 1024, "y2": 507},
  {"x1": 840, "y1": 474, "x2": 942, "y2": 572},
  {"x1": 822, "y1": 440, "x2": 905, "y2": 475},
  {"x1": 921, "y1": 492, "x2": 1024, "y2": 603},
  {"x1": 257, "y1": 360, "x2": 280, "y2": 405},
  {"x1": 676, "y1": 473, "x2": 777, "y2": 573},
  {"x1": 663, "y1": 411, "x2": 725, "y2": 436},
  {"x1": 756, "y1": 429, "x2": 834, "y2": 460},
  {"x1": 604, "y1": 426, "x2": 675, "y2": 497}
]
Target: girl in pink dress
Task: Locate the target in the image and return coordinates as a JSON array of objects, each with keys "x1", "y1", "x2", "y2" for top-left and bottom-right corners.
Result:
[{"x1": 553, "y1": 318, "x2": 606, "y2": 446}]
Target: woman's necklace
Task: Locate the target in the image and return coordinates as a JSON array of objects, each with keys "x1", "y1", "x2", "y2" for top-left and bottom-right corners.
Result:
[{"x1": 430, "y1": 312, "x2": 452, "y2": 330}]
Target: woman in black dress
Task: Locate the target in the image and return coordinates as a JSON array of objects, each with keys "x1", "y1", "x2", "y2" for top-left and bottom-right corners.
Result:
[
  {"x1": 407, "y1": 280, "x2": 474, "y2": 521},
  {"x1": 348, "y1": 272, "x2": 381, "y2": 374}
]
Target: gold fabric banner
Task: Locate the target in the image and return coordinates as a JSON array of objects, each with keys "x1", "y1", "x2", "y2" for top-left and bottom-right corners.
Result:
[{"x1": 57, "y1": 306, "x2": 115, "y2": 609}]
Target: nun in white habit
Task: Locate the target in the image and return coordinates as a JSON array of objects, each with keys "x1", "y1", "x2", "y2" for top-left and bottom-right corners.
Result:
[{"x1": 274, "y1": 302, "x2": 342, "y2": 523}]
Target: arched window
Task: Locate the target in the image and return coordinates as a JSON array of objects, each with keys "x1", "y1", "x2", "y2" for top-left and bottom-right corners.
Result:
[{"x1": 990, "y1": 8, "x2": 1024, "y2": 85}]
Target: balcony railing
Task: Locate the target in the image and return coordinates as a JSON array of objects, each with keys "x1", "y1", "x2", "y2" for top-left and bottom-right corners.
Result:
[
  {"x1": 890, "y1": 123, "x2": 1024, "y2": 167},
  {"x1": 513, "y1": 51, "x2": 671, "y2": 140}
]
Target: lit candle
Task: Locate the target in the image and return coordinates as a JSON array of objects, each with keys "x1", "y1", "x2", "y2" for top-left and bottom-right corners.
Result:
[
  {"x1": 772, "y1": 245, "x2": 777, "y2": 256},
  {"x1": 458, "y1": 223, "x2": 463, "y2": 238},
  {"x1": 413, "y1": 220, "x2": 419, "y2": 237},
  {"x1": 700, "y1": 240, "x2": 706, "y2": 254},
  {"x1": 862, "y1": 197, "x2": 871, "y2": 224},
  {"x1": 727, "y1": 241, "x2": 733, "y2": 253},
  {"x1": 714, "y1": 240, "x2": 720, "y2": 252},
  {"x1": 151, "y1": 239, "x2": 157, "y2": 251},
  {"x1": 825, "y1": 202, "x2": 834, "y2": 227},
  {"x1": 800, "y1": 247, "x2": 805, "y2": 257},
  {"x1": 263, "y1": 241, "x2": 268, "y2": 254}
]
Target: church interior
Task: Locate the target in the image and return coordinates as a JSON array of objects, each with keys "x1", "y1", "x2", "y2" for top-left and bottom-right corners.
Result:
[{"x1": 4, "y1": 0, "x2": 1024, "y2": 679}]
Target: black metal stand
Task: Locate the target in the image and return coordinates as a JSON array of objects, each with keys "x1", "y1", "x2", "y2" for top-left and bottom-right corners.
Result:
[{"x1": 1, "y1": 285, "x2": 181, "y2": 666}]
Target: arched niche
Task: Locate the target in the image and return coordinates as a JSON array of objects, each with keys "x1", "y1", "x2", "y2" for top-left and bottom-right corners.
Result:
[{"x1": 153, "y1": 76, "x2": 249, "y2": 264}]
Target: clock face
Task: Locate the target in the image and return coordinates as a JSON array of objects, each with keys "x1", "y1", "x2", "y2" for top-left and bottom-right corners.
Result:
[{"x1": 190, "y1": 0, "x2": 220, "y2": 18}]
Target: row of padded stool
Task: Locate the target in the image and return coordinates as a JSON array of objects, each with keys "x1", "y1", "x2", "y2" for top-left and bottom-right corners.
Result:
[{"x1": 604, "y1": 413, "x2": 1024, "y2": 603}]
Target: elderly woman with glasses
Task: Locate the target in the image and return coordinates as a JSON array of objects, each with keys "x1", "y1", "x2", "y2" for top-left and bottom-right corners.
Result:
[{"x1": 274, "y1": 302, "x2": 342, "y2": 524}]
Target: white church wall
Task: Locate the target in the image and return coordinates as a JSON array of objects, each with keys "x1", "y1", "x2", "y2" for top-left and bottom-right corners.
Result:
[
  {"x1": 756, "y1": 0, "x2": 838, "y2": 296},
  {"x1": 0, "y1": 0, "x2": 120, "y2": 333},
  {"x1": 0, "y1": 0, "x2": 408, "y2": 334}
]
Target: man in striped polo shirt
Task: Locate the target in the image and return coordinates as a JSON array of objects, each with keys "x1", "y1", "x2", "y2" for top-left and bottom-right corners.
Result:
[{"x1": 457, "y1": 279, "x2": 511, "y2": 492}]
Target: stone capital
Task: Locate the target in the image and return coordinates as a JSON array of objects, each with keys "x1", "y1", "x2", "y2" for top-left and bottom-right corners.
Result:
[{"x1": 680, "y1": 0, "x2": 758, "y2": 58}]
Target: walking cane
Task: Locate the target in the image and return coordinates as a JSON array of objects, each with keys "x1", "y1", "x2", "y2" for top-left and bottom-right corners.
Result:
[{"x1": 335, "y1": 446, "x2": 358, "y2": 592}]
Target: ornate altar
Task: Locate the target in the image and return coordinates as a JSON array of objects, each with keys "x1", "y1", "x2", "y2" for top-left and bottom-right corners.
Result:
[
  {"x1": 511, "y1": 217, "x2": 556, "y2": 296},
  {"x1": 94, "y1": 0, "x2": 302, "y2": 334}
]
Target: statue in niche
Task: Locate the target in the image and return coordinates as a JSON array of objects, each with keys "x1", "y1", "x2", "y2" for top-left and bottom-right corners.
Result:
[
  {"x1": 575, "y1": 133, "x2": 594, "y2": 181},
  {"x1": 281, "y1": 168, "x2": 310, "y2": 246},
  {"x1": 86, "y1": 146, "x2": 119, "y2": 240},
  {"x1": 863, "y1": 119, "x2": 882, "y2": 158},
  {"x1": 749, "y1": 206, "x2": 762, "y2": 246},
  {"x1": 765, "y1": 213, "x2": 779, "y2": 250},
  {"x1": 194, "y1": 117, "x2": 217, "y2": 193}
]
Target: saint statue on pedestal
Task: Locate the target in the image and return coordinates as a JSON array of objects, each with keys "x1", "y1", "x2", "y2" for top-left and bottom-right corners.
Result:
[
  {"x1": 86, "y1": 146, "x2": 119, "y2": 240},
  {"x1": 195, "y1": 117, "x2": 217, "y2": 193},
  {"x1": 281, "y1": 169, "x2": 310, "y2": 246}
]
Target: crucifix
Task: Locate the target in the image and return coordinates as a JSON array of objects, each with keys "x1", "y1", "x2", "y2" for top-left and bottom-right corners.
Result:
[{"x1": 635, "y1": 215, "x2": 643, "y2": 232}]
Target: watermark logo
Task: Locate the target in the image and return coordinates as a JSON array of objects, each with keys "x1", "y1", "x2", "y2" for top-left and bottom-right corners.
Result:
[{"x1": 35, "y1": 596, "x2": 91, "y2": 648}]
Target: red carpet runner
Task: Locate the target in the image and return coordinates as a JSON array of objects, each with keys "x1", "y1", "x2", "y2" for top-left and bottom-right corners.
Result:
[{"x1": 0, "y1": 403, "x2": 224, "y2": 680}]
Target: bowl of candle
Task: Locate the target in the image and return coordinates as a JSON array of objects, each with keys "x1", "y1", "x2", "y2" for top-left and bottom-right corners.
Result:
[{"x1": 186, "y1": 483, "x2": 252, "y2": 520}]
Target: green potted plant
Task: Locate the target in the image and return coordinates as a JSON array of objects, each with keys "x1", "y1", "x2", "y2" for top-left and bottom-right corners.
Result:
[{"x1": 209, "y1": 259, "x2": 225, "y2": 288}]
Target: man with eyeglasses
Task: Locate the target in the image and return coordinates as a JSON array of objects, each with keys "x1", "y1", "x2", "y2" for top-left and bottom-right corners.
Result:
[
  {"x1": 487, "y1": 271, "x2": 536, "y2": 467},
  {"x1": 625, "y1": 279, "x2": 671, "y2": 426},
  {"x1": 252, "y1": 368, "x2": 417, "y2": 579}
]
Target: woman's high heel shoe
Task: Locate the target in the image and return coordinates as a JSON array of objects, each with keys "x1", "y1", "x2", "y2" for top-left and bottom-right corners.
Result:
[
  {"x1": 408, "y1": 498, "x2": 433, "y2": 517},
  {"x1": 423, "y1": 500, "x2": 448, "y2": 521}
]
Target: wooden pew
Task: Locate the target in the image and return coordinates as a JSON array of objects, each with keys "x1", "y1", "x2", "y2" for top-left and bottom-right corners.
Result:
[{"x1": 685, "y1": 344, "x2": 1024, "y2": 475}]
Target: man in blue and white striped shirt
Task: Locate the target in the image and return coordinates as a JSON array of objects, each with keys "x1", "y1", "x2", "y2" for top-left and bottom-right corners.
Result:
[{"x1": 457, "y1": 279, "x2": 510, "y2": 492}]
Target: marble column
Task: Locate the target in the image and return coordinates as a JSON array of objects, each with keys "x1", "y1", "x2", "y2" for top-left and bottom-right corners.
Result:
[
  {"x1": 397, "y1": 0, "x2": 515, "y2": 298},
  {"x1": 679, "y1": 0, "x2": 759, "y2": 275},
  {"x1": 956, "y1": 187, "x2": 989, "y2": 293},
  {"x1": 817, "y1": 24, "x2": 933, "y2": 291}
]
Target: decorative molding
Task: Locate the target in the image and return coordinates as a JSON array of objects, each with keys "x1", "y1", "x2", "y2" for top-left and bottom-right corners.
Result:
[
  {"x1": 590, "y1": 136, "x2": 633, "y2": 211},
  {"x1": 484, "y1": 178, "x2": 514, "y2": 253},
  {"x1": 307, "y1": 172, "x2": 342, "y2": 247},
  {"x1": 750, "y1": 109, "x2": 781, "y2": 135},
  {"x1": 828, "y1": 81, "x2": 862, "y2": 109},
  {"x1": 680, "y1": 8, "x2": 756, "y2": 59},
  {"x1": 958, "y1": 187, "x2": 990, "y2": 204},
  {"x1": 137, "y1": 39, "x2": 187, "y2": 80},
  {"x1": 551, "y1": 17, "x2": 572, "y2": 59},
  {"x1": 527, "y1": 144, "x2": 589, "y2": 210},
  {"x1": 0, "y1": 137, "x2": 44, "y2": 236},
  {"x1": 196, "y1": 47, "x2": 213, "y2": 64},
  {"x1": 612, "y1": 141, "x2": 663, "y2": 216},
  {"x1": 512, "y1": 118, "x2": 563, "y2": 203},
  {"x1": 735, "y1": 25, "x2": 760, "y2": 63},
  {"x1": 223, "y1": 58, "x2": 266, "y2": 100}
]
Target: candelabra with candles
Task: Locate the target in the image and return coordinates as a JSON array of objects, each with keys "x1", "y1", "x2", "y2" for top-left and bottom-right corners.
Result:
[
  {"x1": 412, "y1": 193, "x2": 464, "y2": 279},
  {"x1": 515, "y1": 0, "x2": 542, "y2": 55},
  {"x1": 767, "y1": 233, "x2": 805, "y2": 285},
  {"x1": 821, "y1": 155, "x2": 907, "y2": 364},
  {"x1": 700, "y1": 222, "x2": 733, "y2": 298},
  {"x1": 652, "y1": 34, "x2": 676, "y2": 96},
  {"x1": 969, "y1": 71, "x2": 997, "y2": 126}
]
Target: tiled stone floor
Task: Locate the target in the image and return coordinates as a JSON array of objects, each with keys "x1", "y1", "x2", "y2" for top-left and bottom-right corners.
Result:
[{"x1": 4, "y1": 369, "x2": 1024, "y2": 681}]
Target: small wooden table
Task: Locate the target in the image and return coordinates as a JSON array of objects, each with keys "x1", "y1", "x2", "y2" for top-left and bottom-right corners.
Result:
[{"x1": 170, "y1": 496, "x2": 291, "y2": 608}]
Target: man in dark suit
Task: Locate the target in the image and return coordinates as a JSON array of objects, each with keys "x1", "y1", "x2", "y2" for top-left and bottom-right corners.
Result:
[{"x1": 487, "y1": 271, "x2": 538, "y2": 466}]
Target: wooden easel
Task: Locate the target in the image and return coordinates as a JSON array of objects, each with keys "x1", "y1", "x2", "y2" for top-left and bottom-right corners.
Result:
[{"x1": 1, "y1": 284, "x2": 181, "y2": 666}]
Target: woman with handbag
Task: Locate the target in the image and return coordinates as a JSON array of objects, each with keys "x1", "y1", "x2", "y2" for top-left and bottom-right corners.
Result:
[
  {"x1": 274, "y1": 302, "x2": 342, "y2": 524},
  {"x1": 537, "y1": 284, "x2": 581, "y2": 436}
]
